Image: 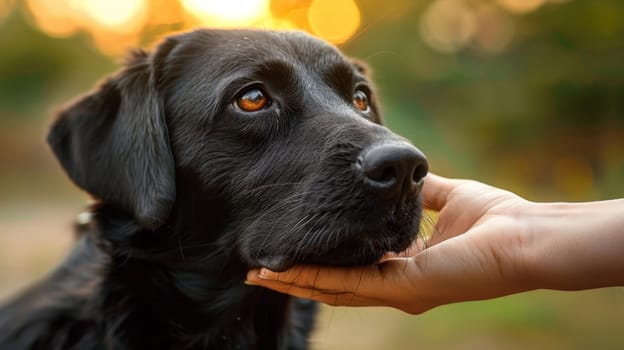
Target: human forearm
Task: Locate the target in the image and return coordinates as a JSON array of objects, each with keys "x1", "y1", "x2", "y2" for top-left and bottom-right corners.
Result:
[{"x1": 523, "y1": 199, "x2": 624, "y2": 291}]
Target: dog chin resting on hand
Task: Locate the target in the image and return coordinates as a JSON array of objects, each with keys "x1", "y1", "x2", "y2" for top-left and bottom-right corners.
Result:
[{"x1": 0, "y1": 28, "x2": 428, "y2": 350}]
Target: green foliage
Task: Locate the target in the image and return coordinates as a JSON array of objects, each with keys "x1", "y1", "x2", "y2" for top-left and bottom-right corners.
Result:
[
  {"x1": 0, "y1": 11, "x2": 116, "y2": 118},
  {"x1": 344, "y1": 0, "x2": 624, "y2": 200}
]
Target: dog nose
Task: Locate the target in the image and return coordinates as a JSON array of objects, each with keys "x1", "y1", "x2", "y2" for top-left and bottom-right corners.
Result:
[{"x1": 357, "y1": 142, "x2": 428, "y2": 199}]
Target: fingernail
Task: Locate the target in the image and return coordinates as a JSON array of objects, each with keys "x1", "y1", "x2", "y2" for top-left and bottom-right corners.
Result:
[{"x1": 258, "y1": 268, "x2": 277, "y2": 280}]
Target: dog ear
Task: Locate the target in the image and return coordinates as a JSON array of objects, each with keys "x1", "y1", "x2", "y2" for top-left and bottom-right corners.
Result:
[{"x1": 47, "y1": 50, "x2": 175, "y2": 230}]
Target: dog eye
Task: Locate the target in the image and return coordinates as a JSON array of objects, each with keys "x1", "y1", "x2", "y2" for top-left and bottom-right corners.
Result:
[
  {"x1": 235, "y1": 88, "x2": 269, "y2": 112},
  {"x1": 353, "y1": 89, "x2": 370, "y2": 112}
]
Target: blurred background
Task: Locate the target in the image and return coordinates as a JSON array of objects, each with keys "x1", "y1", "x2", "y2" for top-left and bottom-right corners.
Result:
[{"x1": 0, "y1": 0, "x2": 622, "y2": 348}]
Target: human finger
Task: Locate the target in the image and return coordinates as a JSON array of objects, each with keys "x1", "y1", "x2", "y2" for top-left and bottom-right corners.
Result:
[
  {"x1": 246, "y1": 259, "x2": 425, "y2": 312},
  {"x1": 422, "y1": 173, "x2": 457, "y2": 211},
  {"x1": 246, "y1": 264, "x2": 383, "y2": 294},
  {"x1": 245, "y1": 273, "x2": 379, "y2": 307},
  {"x1": 380, "y1": 237, "x2": 426, "y2": 260}
]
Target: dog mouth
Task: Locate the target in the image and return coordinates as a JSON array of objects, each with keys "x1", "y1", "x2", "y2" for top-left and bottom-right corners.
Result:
[
  {"x1": 257, "y1": 233, "x2": 417, "y2": 272},
  {"x1": 255, "y1": 208, "x2": 423, "y2": 272}
]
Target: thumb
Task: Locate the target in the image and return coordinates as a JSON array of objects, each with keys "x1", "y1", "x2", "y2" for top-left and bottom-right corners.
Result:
[{"x1": 422, "y1": 173, "x2": 457, "y2": 211}]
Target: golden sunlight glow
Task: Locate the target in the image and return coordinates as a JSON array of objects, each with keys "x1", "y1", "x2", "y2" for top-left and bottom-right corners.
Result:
[
  {"x1": 26, "y1": 0, "x2": 79, "y2": 37},
  {"x1": 22, "y1": 0, "x2": 363, "y2": 55},
  {"x1": 81, "y1": 0, "x2": 147, "y2": 32},
  {"x1": 147, "y1": 0, "x2": 186, "y2": 26},
  {"x1": 89, "y1": 31, "x2": 141, "y2": 56},
  {"x1": 496, "y1": 0, "x2": 546, "y2": 14},
  {"x1": 0, "y1": 0, "x2": 14, "y2": 23},
  {"x1": 15, "y1": 0, "x2": 574, "y2": 56},
  {"x1": 308, "y1": 0, "x2": 361, "y2": 44},
  {"x1": 26, "y1": 0, "x2": 147, "y2": 53},
  {"x1": 181, "y1": 0, "x2": 270, "y2": 27}
]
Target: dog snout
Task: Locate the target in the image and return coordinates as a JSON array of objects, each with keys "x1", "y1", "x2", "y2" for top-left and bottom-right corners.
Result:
[{"x1": 356, "y1": 142, "x2": 428, "y2": 200}]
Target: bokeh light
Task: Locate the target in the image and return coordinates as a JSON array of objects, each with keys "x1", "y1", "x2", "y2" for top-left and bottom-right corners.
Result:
[
  {"x1": 26, "y1": 0, "x2": 79, "y2": 37},
  {"x1": 21, "y1": 0, "x2": 367, "y2": 54},
  {"x1": 496, "y1": 0, "x2": 545, "y2": 14},
  {"x1": 181, "y1": 0, "x2": 270, "y2": 28},
  {"x1": 419, "y1": 0, "x2": 518, "y2": 54},
  {"x1": 146, "y1": 0, "x2": 185, "y2": 26},
  {"x1": 420, "y1": 0, "x2": 477, "y2": 54},
  {"x1": 0, "y1": 0, "x2": 14, "y2": 23},
  {"x1": 472, "y1": 3, "x2": 514, "y2": 55},
  {"x1": 18, "y1": 0, "x2": 576, "y2": 55},
  {"x1": 81, "y1": 0, "x2": 147, "y2": 33},
  {"x1": 308, "y1": 0, "x2": 361, "y2": 44}
]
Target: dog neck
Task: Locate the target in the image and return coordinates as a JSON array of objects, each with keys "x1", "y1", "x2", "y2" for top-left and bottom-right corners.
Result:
[{"x1": 87, "y1": 199, "x2": 312, "y2": 349}]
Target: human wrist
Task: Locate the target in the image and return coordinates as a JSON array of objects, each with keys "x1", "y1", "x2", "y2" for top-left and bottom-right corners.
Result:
[{"x1": 521, "y1": 200, "x2": 624, "y2": 291}]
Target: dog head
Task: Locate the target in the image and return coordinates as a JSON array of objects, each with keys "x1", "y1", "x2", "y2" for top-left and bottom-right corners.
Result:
[{"x1": 48, "y1": 29, "x2": 428, "y2": 272}]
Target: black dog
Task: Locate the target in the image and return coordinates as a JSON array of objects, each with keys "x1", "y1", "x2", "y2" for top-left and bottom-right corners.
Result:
[{"x1": 0, "y1": 29, "x2": 427, "y2": 349}]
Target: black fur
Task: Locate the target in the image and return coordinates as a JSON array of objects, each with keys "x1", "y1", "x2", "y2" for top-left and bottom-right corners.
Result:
[{"x1": 0, "y1": 29, "x2": 425, "y2": 349}]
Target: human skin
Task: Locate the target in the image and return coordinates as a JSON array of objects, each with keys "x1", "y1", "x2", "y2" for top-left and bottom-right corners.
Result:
[{"x1": 246, "y1": 174, "x2": 624, "y2": 314}]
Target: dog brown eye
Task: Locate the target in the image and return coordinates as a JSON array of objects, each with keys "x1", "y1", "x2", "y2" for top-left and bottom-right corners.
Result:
[
  {"x1": 353, "y1": 90, "x2": 370, "y2": 112},
  {"x1": 235, "y1": 88, "x2": 268, "y2": 112}
]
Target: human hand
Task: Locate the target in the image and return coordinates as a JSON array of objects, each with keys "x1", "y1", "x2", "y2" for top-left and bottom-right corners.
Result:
[
  {"x1": 246, "y1": 174, "x2": 624, "y2": 313},
  {"x1": 246, "y1": 174, "x2": 535, "y2": 314}
]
